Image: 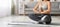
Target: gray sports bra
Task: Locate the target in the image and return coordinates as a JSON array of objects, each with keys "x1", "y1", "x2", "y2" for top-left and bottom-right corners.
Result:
[{"x1": 39, "y1": 2, "x2": 48, "y2": 10}]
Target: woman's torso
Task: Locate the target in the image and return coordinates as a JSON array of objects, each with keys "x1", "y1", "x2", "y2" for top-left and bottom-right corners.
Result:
[
  {"x1": 38, "y1": 1, "x2": 50, "y2": 14},
  {"x1": 39, "y1": 1, "x2": 48, "y2": 10}
]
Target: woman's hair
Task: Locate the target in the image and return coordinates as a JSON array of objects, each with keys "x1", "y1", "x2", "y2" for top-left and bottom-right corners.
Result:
[{"x1": 42, "y1": 0, "x2": 50, "y2": 1}]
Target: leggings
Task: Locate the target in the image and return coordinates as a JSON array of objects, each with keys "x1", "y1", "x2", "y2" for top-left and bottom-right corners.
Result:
[{"x1": 28, "y1": 14, "x2": 51, "y2": 22}]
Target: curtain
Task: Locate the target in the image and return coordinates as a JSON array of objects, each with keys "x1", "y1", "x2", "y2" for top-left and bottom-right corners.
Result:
[{"x1": 0, "y1": 0, "x2": 11, "y2": 17}]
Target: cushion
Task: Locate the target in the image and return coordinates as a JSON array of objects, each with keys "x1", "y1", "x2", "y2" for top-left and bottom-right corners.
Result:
[{"x1": 25, "y1": 2, "x2": 37, "y2": 8}]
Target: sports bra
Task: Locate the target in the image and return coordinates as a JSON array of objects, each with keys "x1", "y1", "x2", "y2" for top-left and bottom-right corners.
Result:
[{"x1": 39, "y1": 2, "x2": 48, "y2": 10}]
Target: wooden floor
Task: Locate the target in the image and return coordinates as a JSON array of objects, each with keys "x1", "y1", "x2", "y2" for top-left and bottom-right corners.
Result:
[{"x1": 8, "y1": 16, "x2": 60, "y2": 27}]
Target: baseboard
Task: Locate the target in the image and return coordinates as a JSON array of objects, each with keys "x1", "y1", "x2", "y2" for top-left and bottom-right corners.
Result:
[{"x1": 19, "y1": 14, "x2": 60, "y2": 16}]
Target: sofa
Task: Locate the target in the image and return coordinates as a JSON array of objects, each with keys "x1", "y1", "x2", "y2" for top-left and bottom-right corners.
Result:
[{"x1": 24, "y1": 2, "x2": 60, "y2": 15}]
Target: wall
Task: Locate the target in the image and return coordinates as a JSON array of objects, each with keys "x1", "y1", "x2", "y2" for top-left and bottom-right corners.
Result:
[
  {"x1": 0, "y1": 0, "x2": 11, "y2": 17},
  {"x1": 56, "y1": 0, "x2": 60, "y2": 2}
]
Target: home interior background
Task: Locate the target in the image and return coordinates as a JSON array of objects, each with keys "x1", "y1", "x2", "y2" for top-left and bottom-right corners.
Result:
[{"x1": 12, "y1": 0, "x2": 60, "y2": 16}]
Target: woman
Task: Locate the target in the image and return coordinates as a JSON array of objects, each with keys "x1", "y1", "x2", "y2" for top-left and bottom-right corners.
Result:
[{"x1": 29, "y1": 0, "x2": 52, "y2": 24}]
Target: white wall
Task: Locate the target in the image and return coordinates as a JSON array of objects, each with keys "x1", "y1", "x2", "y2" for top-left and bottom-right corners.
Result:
[
  {"x1": 0, "y1": 0, "x2": 11, "y2": 17},
  {"x1": 50, "y1": 0, "x2": 60, "y2": 2},
  {"x1": 56, "y1": 0, "x2": 60, "y2": 2}
]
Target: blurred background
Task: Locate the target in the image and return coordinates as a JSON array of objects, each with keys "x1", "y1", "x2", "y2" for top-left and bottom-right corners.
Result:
[
  {"x1": 0, "y1": 0, "x2": 60, "y2": 27},
  {"x1": 11, "y1": 0, "x2": 60, "y2": 16}
]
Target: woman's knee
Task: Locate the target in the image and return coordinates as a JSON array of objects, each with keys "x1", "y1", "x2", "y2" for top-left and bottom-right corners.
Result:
[
  {"x1": 29, "y1": 14, "x2": 35, "y2": 16},
  {"x1": 28, "y1": 14, "x2": 35, "y2": 17}
]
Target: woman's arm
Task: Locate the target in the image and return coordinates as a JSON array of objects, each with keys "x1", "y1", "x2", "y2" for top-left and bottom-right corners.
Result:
[
  {"x1": 40, "y1": 1, "x2": 51, "y2": 14},
  {"x1": 33, "y1": 2, "x2": 40, "y2": 13}
]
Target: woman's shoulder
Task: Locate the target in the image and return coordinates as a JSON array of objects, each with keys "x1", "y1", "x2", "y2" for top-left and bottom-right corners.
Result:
[
  {"x1": 47, "y1": 1, "x2": 51, "y2": 3},
  {"x1": 47, "y1": 1, "x2": 51, "y2": 5}
]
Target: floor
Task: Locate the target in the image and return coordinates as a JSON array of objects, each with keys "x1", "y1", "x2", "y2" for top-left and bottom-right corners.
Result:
[{"x1": 0, "y1": 16, "x2": 60, "y2": 27}]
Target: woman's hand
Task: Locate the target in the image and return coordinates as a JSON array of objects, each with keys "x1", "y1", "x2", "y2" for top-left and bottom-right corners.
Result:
[{"x1": 34, "y1": 11, "x2": 40, "y2": 14}]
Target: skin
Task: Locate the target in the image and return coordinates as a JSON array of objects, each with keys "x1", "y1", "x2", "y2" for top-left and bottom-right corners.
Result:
[{"x1": 33, "y1": 0, "x2": 51, "y2": 14}]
